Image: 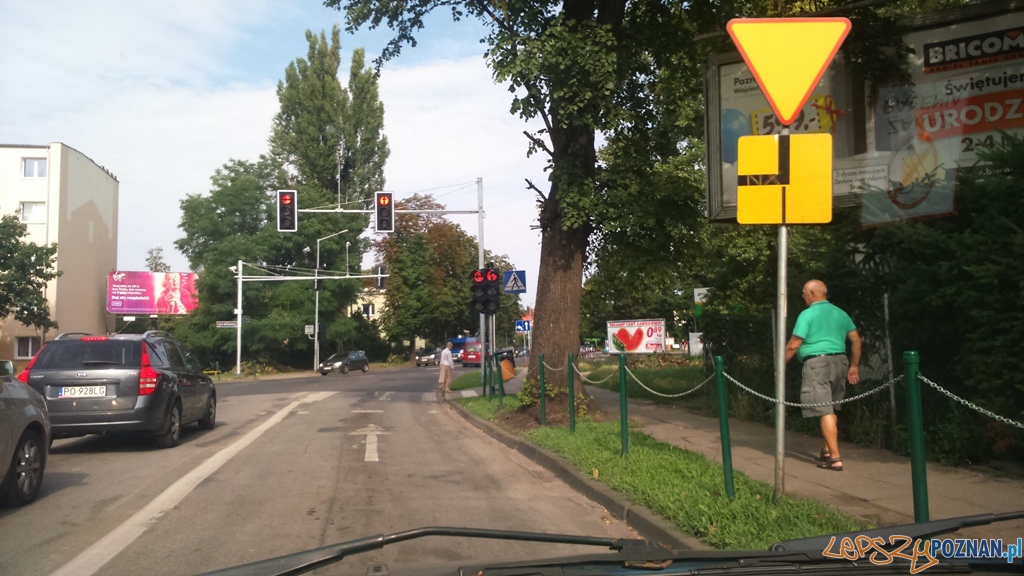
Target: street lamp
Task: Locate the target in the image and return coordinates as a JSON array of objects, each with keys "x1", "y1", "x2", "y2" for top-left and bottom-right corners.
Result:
[
  {"x1": 315, "y1": 229, "x2": 348, "y2": 373},
  {"x1": 345, "y1": 241, "x2": 351, "y2": 276}
]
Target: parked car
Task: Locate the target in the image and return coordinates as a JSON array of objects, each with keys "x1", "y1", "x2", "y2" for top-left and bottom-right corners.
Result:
[
  {"x1": 319, "y1": 350, "x2": 370, "y2": 375},
  {"x1": 515, "y1": 347, "x2": 528, "y2": 358},
  {"x1": 0, "y1": 375, "x2": 50, "y2": 506},
  {"x1": 451, "y1": 347, "x2": 463, "y2": 363},
  {"x1": 462, "y1": 342, "x2": 486, "y2": 367},
  {"x1": 0, "y1": 359, "x2": 15, "y2": 376},
  {"x1": 415, "y1": 348, "x2": 441, "y2": 367},
  {"x1": 19, "y1": 331, "x2": 215, "y2": 449}
]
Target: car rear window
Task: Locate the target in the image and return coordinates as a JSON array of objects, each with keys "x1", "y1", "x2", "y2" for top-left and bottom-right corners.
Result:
[
  {"x1": 33, "y1": 340, "x2": 141, "y2": 370},
  {"x1": 465, "y1": 344, "x2": 481, "y2": 353}
]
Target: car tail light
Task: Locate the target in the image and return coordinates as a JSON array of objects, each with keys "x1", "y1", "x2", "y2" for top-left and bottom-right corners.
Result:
[
  {"x1": 16, "y1": 352, "x2": 39, "y2": 383},
  {"x1": 139, "y1": 343, "x2": 158, "y2": 395}
]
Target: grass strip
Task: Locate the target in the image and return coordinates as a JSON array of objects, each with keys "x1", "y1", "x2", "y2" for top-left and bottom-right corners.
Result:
[{"x1": 457, "y1": 399, "x2": 869, "y2": 550}]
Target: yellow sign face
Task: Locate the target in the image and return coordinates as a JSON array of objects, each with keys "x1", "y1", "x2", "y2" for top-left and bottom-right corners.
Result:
[
  {"x1": 736, "y1": 133, "x2": 833, "y2": 224},
  {"x1": 726, "y1": 18, "x2": 851, "y2": 126}
]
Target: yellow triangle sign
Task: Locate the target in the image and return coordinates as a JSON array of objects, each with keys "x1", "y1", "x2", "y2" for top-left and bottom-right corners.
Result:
[{"x1": 727, "y1": 18, "x2": 851, "y2": 126}]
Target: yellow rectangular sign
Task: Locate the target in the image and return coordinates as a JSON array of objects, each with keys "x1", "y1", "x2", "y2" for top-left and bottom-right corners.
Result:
[{"x1": 736, "y1": 133, "x2": 833, "y2": 224}]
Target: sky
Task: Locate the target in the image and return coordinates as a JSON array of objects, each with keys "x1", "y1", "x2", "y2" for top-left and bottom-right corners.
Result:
[{"x1": 0, "y1": 0, "x2": 546, "y2": 306}]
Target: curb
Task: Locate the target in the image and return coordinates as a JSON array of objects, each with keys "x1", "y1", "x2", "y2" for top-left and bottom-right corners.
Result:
[{"x1": 447, "y1": 398, "x2": 710, "y2": 551}]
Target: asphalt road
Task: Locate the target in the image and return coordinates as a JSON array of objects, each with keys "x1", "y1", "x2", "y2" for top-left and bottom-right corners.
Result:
[{"x1": 0, "y1": 365, "x2": 635, "y2": 576}]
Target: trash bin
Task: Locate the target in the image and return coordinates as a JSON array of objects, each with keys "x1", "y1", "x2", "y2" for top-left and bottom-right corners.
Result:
[{"x1": 497, "y1": 347, "x2": 516, "y2": 380}]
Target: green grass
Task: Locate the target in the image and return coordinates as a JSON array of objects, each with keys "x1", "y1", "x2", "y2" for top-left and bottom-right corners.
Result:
[
  {"x1": 458, "y1": 400, "x2": 869, "y2": 550},
  {"x1": 451, "y1": 370, "x2": 484, "y2": 391},
  {"x1": 582, "y1": 365, "x2": 708, "y2": 403},
  {"x1": 458, "y1": 395, "x2": 522, "y2": 419}
]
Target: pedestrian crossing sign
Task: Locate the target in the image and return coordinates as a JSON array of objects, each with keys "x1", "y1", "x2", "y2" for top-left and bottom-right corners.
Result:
[{"x1": 503, "y1": 270, "x2": 527, "y2": 294}]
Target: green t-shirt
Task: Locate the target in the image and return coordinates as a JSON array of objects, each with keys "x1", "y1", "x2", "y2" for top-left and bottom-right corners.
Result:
[{"x1": 792, "y1": 301, "x2": 855, "y2": 361}]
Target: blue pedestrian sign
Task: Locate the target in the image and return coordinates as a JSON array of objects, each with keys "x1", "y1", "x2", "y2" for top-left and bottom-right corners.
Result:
[
  {"x1": 516, "y1": 320, "x2": 532, "y2": 333},
  {"x1": 503, "y1": 270, "x2": 527, "y2": 294}
]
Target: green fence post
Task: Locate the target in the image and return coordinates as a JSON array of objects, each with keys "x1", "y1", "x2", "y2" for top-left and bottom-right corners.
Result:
[
  {"x1": 540, "y1": 354, "x2": 547, "y2": 426},
  {"x1": 498, "y1": 354, "x2": 505, "y2": 408},
  {"x1": 904, "y1": 351, "x2": 929, "y2": 523},
  {"x1": 568, "y1": 352, "x2": 576, "y2": 433},
  {"x1": 714, "y1": 356, "x2": 735, "y2": 500},
  {"x1": 619, "y1": 353, "x2": 628, "y2": 455}
]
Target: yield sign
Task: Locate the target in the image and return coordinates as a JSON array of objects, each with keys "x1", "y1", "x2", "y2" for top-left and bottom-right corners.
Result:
[{"x1": 726, "y1": 18, "x2": 851, "y2": 126}]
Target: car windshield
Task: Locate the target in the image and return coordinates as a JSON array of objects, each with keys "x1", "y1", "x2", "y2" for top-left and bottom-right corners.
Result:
[
  {"x1": 5, "y1": 3, "x2": 1023, "y2": 576},
  {"x1": 32, "y1": 340, "x2": 141, "y2": 369}
]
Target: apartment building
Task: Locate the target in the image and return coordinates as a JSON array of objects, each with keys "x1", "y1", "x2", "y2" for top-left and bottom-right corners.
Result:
[{"x1": 0, "y1": 143, "x2": 118, "y2": 370}]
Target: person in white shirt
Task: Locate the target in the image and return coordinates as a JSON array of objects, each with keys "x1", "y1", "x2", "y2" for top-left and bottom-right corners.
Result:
[{"x1": 438, "y1": 342, "x2": 455, "y2": 393}]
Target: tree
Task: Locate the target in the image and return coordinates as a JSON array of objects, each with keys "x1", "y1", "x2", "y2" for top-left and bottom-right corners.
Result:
[
  {"x1": 326, "y1": 0, "x2": 702, "y2": 406},
  {"x1": 173, "y1": 27, "x2": 390, "y2": 369},
  {"x1": 0, "y1": 215, "x2": 60, "y2": 336},
  {"x1": 145, "y1": 247, "x2": 172, "y2": 272},
  {"x1": 373, "y1": 194, "x2": 522, "y2": 348}
]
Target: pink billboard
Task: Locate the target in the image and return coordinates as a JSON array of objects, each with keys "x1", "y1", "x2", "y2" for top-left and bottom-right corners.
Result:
[{"x1": 106, "y1": 271, "x2": 199, "y2": 315}]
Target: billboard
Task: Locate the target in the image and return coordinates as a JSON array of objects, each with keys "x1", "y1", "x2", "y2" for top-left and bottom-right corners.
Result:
[
  {"x1": 705, "y1": 2, "x2": 1024, "y2": 225},
  {"x1": 107, "y1": 271, "x2": 199, "y2": 315},
  {"x1": 606, "y1": 319, "x2": 666, "y2": 354}
]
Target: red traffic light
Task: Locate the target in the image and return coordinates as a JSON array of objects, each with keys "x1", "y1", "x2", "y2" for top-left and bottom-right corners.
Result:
[
  {"x1": 472, "y1": 270, "x2": 485, "y2": 283},
  {"x1": 485, "y1": 269, "x2": 499, "y2": 282},
  {"x1": 377, "y1": 195, "x2": 391, "y2": 207},
  {"x1": 280, "y1": 193, "x2": 293, "y2": 205}
]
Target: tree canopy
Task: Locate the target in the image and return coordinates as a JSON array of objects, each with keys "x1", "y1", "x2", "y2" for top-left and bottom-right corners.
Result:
[{"x1": 0, "y1": 215, "x2": 60, "y2": 336}]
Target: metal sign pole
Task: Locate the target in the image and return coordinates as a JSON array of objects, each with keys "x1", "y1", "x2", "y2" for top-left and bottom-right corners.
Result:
[{"x1": 236, "y1": 259, "x2": 243, "y2": 376}]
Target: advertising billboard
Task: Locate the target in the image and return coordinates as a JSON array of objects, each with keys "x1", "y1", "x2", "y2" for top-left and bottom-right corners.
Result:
[
  {"x1": 606, "y1": 319, "x2": 666, "y2": 354},
  {"x1": 705, "y1": 2, "x2": 1023, "y2": 225},
  {"x1": 107, "y1": 271, "x2": 199, "y2": 315}
]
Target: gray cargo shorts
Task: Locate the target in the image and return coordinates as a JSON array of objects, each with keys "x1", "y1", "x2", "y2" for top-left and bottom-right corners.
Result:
[{"x1": 800, "y1": 355, "x2": 849, "y2": 418}]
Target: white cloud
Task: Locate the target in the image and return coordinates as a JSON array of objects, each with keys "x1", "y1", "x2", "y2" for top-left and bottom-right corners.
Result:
[{"x1": 0, "y1": 1, "x2": 545, "y2": 306}]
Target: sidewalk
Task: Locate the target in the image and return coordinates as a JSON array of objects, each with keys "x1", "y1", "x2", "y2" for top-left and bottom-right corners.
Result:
[{"x1": 498, "y1": 369, "x2": 1024, "y2": 542}]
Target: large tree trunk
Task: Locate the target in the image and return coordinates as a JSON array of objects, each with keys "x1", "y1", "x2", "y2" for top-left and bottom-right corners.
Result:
[{"x1": 526, "y1": 120, "x2": 596, "y2": 412}]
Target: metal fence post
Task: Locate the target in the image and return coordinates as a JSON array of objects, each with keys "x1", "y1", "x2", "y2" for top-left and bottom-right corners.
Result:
[
  {"x1": 904, "y1": 350, "x2": 929, "y2": 523},
  {"x1": 714, "y1": 356, "x2": 735, "y2": 500},
  {"x1": 568, "y1": 352, "x2": 576, "y2": 433},
  {"x1": 619, "y1": 353, "x2": 628, "y2": 455},
  {"x1": 539, "y1": 354, "x2": 547, "y2": 426}
]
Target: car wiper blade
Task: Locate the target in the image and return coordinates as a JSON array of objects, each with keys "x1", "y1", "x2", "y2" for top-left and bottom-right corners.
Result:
[
  {"x1": 198, "y1": 526, "x2": 647, "y2": 576},
  {"x1": 770, "y1": 510, "x2": 1024, "y2": 552}
]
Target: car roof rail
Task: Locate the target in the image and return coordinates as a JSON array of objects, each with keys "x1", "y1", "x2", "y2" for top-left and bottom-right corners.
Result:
[
  {"x1": 54, "y1": 332, "x2": 92, "y2": 340},
  {"x1": 142, "y1": 330, "x2": 173, "y2": 339}
]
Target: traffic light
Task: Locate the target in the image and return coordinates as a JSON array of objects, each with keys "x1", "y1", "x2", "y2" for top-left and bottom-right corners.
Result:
[
  {"x1": 375, "y1": 191, "x2": 394, "y2": 233},
  {"x1": 470, "y1": 267, "x2": 501, "y2": 315},
  {"x1": 277, "y1": 190, "x2": 297, "y2": 232}
]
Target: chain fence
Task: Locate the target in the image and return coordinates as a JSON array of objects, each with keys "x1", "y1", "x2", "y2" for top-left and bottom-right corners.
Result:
[
  {"x1": 624, "y1": 366, "x2": 714, "y2": 398},
  {"x1": 724, "y1": 372, "x2": 900, "y2": 409},
  {"x1": 919, "y1": 374, "x2": 1024, "y2": 430}
]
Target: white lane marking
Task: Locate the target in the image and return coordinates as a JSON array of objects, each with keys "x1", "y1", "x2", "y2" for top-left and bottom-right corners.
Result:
[
  {"x1": 50, "y1": 392, "x2": 336, "y2": 576},
  {"x1": 350, "y1": 424, "x2": 388, "y2": 462},
  {"x1": 352, "y1": 409, "x2": 383, "y2": 413},
  {"x1": 460, "y1": 390, "x2": 479, "y2": 397},
  {"x1": 379, "y1": 391, "x2": 393, "y2": 401},
  {"x1": 420, "y1": 392, "x2": 436, "y2": 402}
]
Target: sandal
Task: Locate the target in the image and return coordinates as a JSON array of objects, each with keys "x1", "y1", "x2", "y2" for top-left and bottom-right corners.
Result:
[
  {"x1": 818, "y1": 457, "x2": 843, "y2": 471},
  {"x1": 819, "y1": 448, "x2": 831, "y2": 462}
]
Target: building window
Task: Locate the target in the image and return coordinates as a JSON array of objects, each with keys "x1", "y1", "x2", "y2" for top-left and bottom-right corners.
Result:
[
  {"x1": 19, "y1": 202, "x2": 46, "y2": 224},
  {"x1": 16, "y1": 337, "x2": 42, "y2": 359},
  {"x1": 362, "y1": 303, "x2": 375, "y2": 317},
  {"x1": 22, "y1": 158, "x2": 47, "y2": 178}
]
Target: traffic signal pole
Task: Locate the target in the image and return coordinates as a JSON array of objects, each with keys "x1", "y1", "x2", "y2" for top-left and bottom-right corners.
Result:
[{"x1": 477, "y1": 178, "x2": 486, "y2": 388}]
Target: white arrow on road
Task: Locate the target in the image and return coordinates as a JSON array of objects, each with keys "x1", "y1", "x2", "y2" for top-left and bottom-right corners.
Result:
[{"x1": 350, "y1": 424, "x2": 389, "y2": 462}]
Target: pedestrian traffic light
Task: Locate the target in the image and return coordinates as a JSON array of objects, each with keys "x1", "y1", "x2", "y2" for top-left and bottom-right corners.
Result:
[
  {"x1": 375, "y1": 191, "x2": 394, "y2": 233},
  {"x1": 470, "y1": 267, "x2": 501, "y2": 315},
  {"x1": 277, "y1": 190, "x2": 297, "y2": 232}
]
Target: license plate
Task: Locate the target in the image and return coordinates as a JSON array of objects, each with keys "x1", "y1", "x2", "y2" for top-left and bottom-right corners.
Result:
[{"x1": 58, "y1": 385, "x2": 107, "y2": 399}]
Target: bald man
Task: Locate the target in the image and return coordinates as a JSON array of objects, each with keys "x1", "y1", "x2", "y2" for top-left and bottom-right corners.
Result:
[{"x1": 785, "y1": 280, "x2": 861, "y2": 471}]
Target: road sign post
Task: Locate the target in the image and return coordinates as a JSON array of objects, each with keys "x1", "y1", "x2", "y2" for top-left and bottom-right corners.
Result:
[{"x1": 727, "y1": 17, "x2": 851, "y2": 498}]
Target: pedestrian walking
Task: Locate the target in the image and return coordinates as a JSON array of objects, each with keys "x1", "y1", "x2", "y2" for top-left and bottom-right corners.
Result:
[
  {"x1": 784, "y1": 279, "x2": 861, "y2": 471},
  {"x1": 438, "y1": 342, "x2": 455, "y2": 394}
]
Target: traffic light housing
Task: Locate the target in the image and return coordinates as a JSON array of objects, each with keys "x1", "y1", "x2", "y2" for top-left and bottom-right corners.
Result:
[
  {"x1": 375, "y1": 191, "x2": 394, "y2": 233},
  {"x1": 277, "y1": 190, "x2": 297, "y2": 232},
  {"x1": 471, "y1": 267, "x2": 501, "y2": 315}
]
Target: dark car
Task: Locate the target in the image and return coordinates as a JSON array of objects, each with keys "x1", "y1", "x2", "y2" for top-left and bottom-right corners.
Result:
[
  {"x1": 19, "y1": 331, "x2": 215, "y2": 449},
  {"x1": 415, "y1": 348, "x2": 441, "y2": 367},
  {"x1": 1, "y1": 375, "x2": 50, "y2": 506},
  {"x1": 319, "y1": 351, "x2": 370, "y2": 375}
]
